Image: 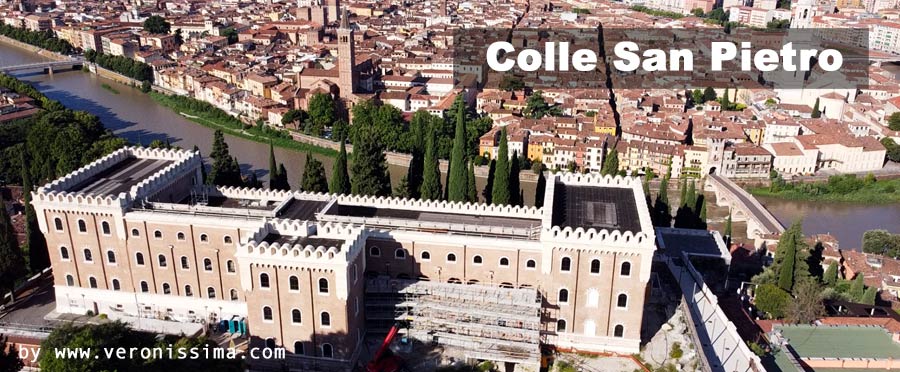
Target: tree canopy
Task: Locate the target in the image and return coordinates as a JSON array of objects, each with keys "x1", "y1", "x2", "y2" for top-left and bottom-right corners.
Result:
[
  {"x1": 300, "y1": 152, "x2": 328, "y2": 193},
  {"x1": 143, "y1": 15, "x2": 171, "y2": 34}
]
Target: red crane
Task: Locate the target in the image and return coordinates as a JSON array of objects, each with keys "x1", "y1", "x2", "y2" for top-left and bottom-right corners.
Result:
[{"x1": 365, "y1": 324, "x2": 404, "y2": 372}]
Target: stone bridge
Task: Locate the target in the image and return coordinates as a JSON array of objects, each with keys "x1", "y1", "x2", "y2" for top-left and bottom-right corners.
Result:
[
  {"x1": 0, "y1": 59, "x2": 83, "y2": 75},
  {"x1": 706, "y1": 174, "x2": 784, "y2": 240}
]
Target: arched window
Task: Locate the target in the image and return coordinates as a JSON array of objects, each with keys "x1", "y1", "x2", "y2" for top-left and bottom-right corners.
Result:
[
  {"x1": 77, "y1": 219, "x2": 87, "y2": 233},
  {"x1": 590, "y1": 259, "x2": 601, "y2": 274},
  {"x1": 447, "y1": 253, "x2": 457, "y2": 262},
  {"x1": 259, "y1": 273, "x2": 270, "y2": 288},
  {"x1": 230, "y1": 289, "x2": 238, "y2": 301},
  {"x1": 157, "y1": 254, "x2": 167, "y2": 267},
  {"x1": 177, "y1": 232, "x2": 185, "y2": 240},
  {"x1": 200, "y1": 234, "x2": 208, "y2": 242},
  {"x1": 140, "y1": 281, "x2": 149, "y2": 293},
  {"x1": 526, "y1": 259, "x2": 536, "y2": 269},
  {"x1": 614, "y1": 325, "x2": 624, "y2": 338},
  {"x1": 558, "y1": 288, "x2": 569, "y2": 303},
  {"x1": 620, "y1": 261, "x2": 631, "y2": 277},
  {"x1": 320, "y1": 312, "x2": 331, "y2": 327},
  {"x1": 262, "y1": 306, "x2": 273, "y2": 321},
  {"x1": 226, "y1": 260, "x2": 236, "y2": 273},
  {"x1": 131, "y1": 228, "x2": 140, "y2": 237},
  {"x1": 107, "y1": 250, "x2": 116, "y2": 264},
  {"x1": 153, "y1": 230, "x2": 162, "y2": 239},
  {"x1": 135, "y1": 252, "x2": 145, "y2": 266},
  {"x1": 289, "y1": 276, "x2": 300, "y2": 291},
  {"x1": 318, "y1": 278, "x2": 329, "y2": 294},
  {"x1": 180, "y1": 256, "x2": 189, "y2": 269},
  {"x1": 557, "y1": 319, "x2": 567, "y2": 332},
  {"x1": 321, "y1": 343, "x2": 333, "y2": 358},
  {"x1": 560, "y1": 257, "x2": 571, "y2": 272},
  {"x1": 394, "y1": 249, "x2": 406, "y2": 259},
  {"x1": 293, "y1": 341, "x2": 304, "y2": 355},
  {"x1": 207, "y1": 287, "x2": 216, "y2": 299},
  {"x1": 499, "y1": 257, "x2": 510, "y2": 267},
  {"x1": 203, "y1": 258, "x2": 213, "y2": 271},
  {"x1": 617, "y1": 293, "x2": 628, "y2": 308},
  {"x1": 111, "y1": 279, "x2": 120, "y2": 291},
  {"x1": 421, "y1": 251, "x2": 431, "y2": 260},
  {"x1": 88, "y1": 276, "x2": 97, "y2": 288},
  {"x1": 291, "y1": 309, "x2": 301, "y2": 324},
  {"x1": 101, "y1": 221, "x2": 111, "y2": 235},
  {"x1": 66, "y1": 275, "x2": 74, "y2": 286},
  {"x1": 162, "y1": 283, "x2": 171, "y2": 294},
  {"x1": 60, "y1": 247, "x2": 69, "y2": 260},
  {"x1": 369, "y1": 246, "x2": 381, "y2": 257},
  {"x1": 223, "y1": 236, "x2": 233, "y2": 244},
  {"x1": 54, "y1": 218, "x2": 64, "y2": 231},
  {"x1": 83, "y1": 249, "x2": 93, "y2": 262},
  {"x1": 473, "y1": 255, "x2": 483, "y2": 264},
  {"x1": 184, "y1": 285, "x2": 193, "y2": 297}
]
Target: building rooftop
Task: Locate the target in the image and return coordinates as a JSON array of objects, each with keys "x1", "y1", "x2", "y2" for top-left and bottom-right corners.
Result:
[
  {"x1": 551, "y1": 184, "x2": 641, "y2": 234},
  {"x1": 67, "y1": 156, "x2": 175, "y2": 196},
  {"x1": 656, "y1": 228, "x2": 730, "y2": 260},
  {"x1": 777, "y1": 325, "x2": 900, "y2": 359},
  {"x1": 330, "y1": 204, "x2": 541, "y2": 230},
  {"x1": 276, "y1": 198, "x2": 330, "y2": 220}
]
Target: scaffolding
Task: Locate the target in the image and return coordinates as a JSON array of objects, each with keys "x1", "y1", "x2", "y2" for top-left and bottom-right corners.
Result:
[{"x1": 365, "y1": 277, "x2": 542, "y2": 366}]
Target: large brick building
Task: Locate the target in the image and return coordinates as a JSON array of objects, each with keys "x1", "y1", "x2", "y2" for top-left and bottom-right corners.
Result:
[{"x1": 31, "y1": 147, "x2": 657, "y2": 370}]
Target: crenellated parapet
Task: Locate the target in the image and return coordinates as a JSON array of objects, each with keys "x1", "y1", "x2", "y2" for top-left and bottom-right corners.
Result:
[
  {"x1": 540, "y1": 226, "x2": 655, "y2": 249},
  {"x1": 37, "y1": 147, "x2": 133, "y2": 196},
  {"x1": 335, "y1": 193, "x2": 543, "y2": 219},
  {"x1": 554, "y1": 172, "x2": 644, "y2": 188},
  {"x1": 132, "y1": 151, "x2": 201, "y2": 201},
  {"x1": 242, "y1": 221, "x2": 365, "y2": 264}
]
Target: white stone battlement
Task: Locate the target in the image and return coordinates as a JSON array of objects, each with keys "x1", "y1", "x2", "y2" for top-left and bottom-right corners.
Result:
[
  {"x1": 132, "y1": 152, "x2": 199, "y2": 200},
  {"x1": 541, "y1": 225, "x2": 654, "y2": 249},
  {"x1": 243, "y1": 222, "x2": 366, "y2": 264},
  {"x1": 37, "y1": 147, "x2": 132, "y2": 195},
  {"x1": 335, "y1": 193, "x2": 542, "y2": 219},
  {"x1": 209, "y1": 185, "x2": 295, "y2": 201},
  {"x1": 34, "y1": 147, "x2": 198, "y2": 208},
  {"x1": 555, "y1": 172, "x2": 642, "y2": 188}
]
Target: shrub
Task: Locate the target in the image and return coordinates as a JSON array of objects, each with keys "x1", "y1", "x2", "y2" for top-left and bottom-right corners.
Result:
[
  {"x1": 754, "y1": 284, "x2": 791, "y2": 319},
  {"x1": 669, "y1": 342, "x2": 683, "y2": 359}
]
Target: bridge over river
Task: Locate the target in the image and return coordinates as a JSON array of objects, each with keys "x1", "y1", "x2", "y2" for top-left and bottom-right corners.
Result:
[{"x1": 706, "y1": 174, "x2": 785, "y2": 240}]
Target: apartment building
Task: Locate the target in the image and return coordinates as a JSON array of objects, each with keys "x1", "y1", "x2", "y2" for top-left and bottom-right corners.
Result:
[{"x1": 32, "y1": 147, "x2": 657, "y2": 371}]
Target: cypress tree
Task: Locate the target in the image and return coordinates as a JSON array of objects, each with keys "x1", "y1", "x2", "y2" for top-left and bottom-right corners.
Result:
[
  {"x1": 330, "y1": 140, "x2": 351, "y2": 195},
  {"x1": 420, "y1": 124, "x2": 443, "y2": 201},
  {"x1": 679, "y1": 178, "x2": 688, "y2": 207},
  {"x1": 778, "y1": 238, "x2": 796, "y2": 292},
  {"x1": 394, "y1": 176, "x2": 411, "y2": 198},
  {"x1": 535, "y1": 168, "x2": 546, "y2": 208},
  {"x1": 277, "y1": 163, "x2": 289, "y2": 190},
  {"x1": 447, "y1": 100, "x2": 468, "y2": 201},
  {"x1": 811, "y1": 98, "x2": 821, "y2": 118},
  {"x1": 0, "y1": 201, "x2": 26, "y2": 302},
  {"x1": 245, "y1": 172, "x2": 262, "y2": 188},
  {"x1": 350, "y1": 126, "x2": 391, "y2": 196},
  {"x1": 208, "y1": 130, "x2": 242, "y2": 187},
  {"x1": 601, "y1": 149, "x2": 619, "y2": 176},
  {"x1": 654, "y1": 176, "x2": 671, "y2": 227},
  {"x1": 850, "y1": 274, "x2": 865, "y2": 302},
  {"x1": 22, "y1": 159, "x2": 49, "y2": 274},
  {"x1": 405, "y1": 111, "x2": 430, "y2": 199},
  {"x1": 300, "y1": 152, "x2": 328, "y2": 193},
  {"x1": 491, "y1": 128, "x2": 511, "y2": 205},
  {"x1": 508, "y1": 150, "x2": 522, "y2": 206},
  {"x1": 466, "y1": 160, "x2": 477, "y2": 203},
  {"x1": 686, "y1": 180, "x2": 697, "y2": 209},
  {"x1": 823, "y1": 261, "x2": 838, "y2": 285},
  {"x1": 862, "y1": 287, "x2": 877, "y2": 305},
  {"x1": 483, "y1": 159, "x2": 496, "y2": 204},
  {"x1": 721, "y1": 88, "x2": 731, "y2": 109}
]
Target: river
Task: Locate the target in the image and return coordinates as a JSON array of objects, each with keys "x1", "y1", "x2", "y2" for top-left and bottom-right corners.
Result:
[{"x1": 2, "y1": 41, "x2": 894, "y2": 247}]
